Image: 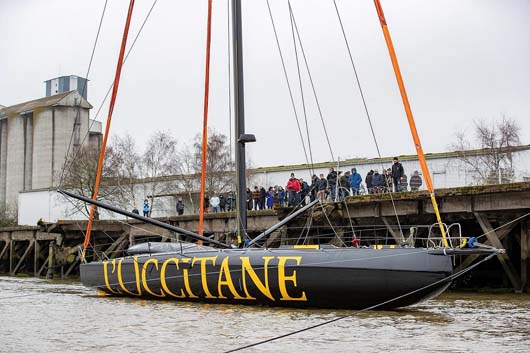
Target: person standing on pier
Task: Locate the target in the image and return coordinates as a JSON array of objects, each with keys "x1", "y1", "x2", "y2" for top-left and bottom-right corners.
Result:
[
  {"x1": 410, "y1": 170, "x2": 423, "y2": 191},
  {"x1": 143, "y1": 199, "x2": 150, "y2": 217},
  {"x1": 391, "y1": 157, "x2": 405, "y2": 192},
  {"x1": 252, "y1": 186, "x2": 260, "y2": 210},
  {"x1": 286, "y1": 173, "x2": 301, "y2": 206},
  {"x1": 317, "y1": 174, "x2": 328, "y2": 201},
  {"x1": 210, "y1": 194, "x2": 220, "y2": 213},
  {"x1": 176, "y1": 197, "x2": 184, "y2": 215},
  {"x1": 219, "y1": 194, "x2": 226, "y2": 212},
  {"x1": 349, "y1": 168, "x2": 362, "y2": 195},
  {"x1": 277, "y1": 186, "x2": 286, "y2": 206},
  {"x1": 327, "y1": 167, "x2": 338, "y2": 201},
  {"x1": 365, "y1": 170, "x2": 374, "y2": 194}
]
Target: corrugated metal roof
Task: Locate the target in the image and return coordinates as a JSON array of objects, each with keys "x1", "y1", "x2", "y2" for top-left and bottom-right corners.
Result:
[{"x1": 0, "y1": 90, "x2": 92, "y2": 117}]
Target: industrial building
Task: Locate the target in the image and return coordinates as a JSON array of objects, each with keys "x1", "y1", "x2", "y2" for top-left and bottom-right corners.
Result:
[
  {"x1": 0, "y1": 76, "x2": 100, "y2": 214},
  {"x1": 17, "y1": 144, "x2": 530, "y2": 225}
]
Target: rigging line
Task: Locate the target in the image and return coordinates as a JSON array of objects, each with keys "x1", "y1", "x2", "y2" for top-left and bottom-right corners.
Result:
[
  {"x1": 58, "y1": 0, "x2": 159, "y2": 178},
  {"x1": 265, "y1": 0, "x2": 310, "y2": 167},
  {"x1": 223, "y1": 251, "x2": 497, "y2": 353},
  {"x1": 288, "y1": 1, "x2": 314, "y2": 175},
  {"x1": 318, "y1": 199, "x2": 348, "y2": 247},
  {"x1": 288, "y1": 3, "x2": 335, "y2": 162},
  {"x1": 58, "y1": 0, "x2": 109, "y2": 189},
  {"x1": 332, "y1": 0, "x2": 404, "y2": 241},
  {"x1": 342, "y1": 197, "x2": 357, "y2": 240}
]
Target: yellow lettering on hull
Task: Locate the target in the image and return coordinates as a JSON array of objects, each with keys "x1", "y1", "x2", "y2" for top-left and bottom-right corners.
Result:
[
  {"x1": 217, "y1": 257, "x2": 245, "y2": 299},
  {"x1": 117, "y1": 257, "x2": 142, "y2": 296},
  {"x1": 101, "y1": 254, "x2": 309, "y2": 303},
  {"x1": 160, "y1": 258, "x2": 185, "y2": 298},
  {"x1": 180, "y1": 258, "x2": 199, "y2": 298},
  {"x1": 240, "y1": 256, "x2": 275, "y2": 301},
  {"x1": 277, "y1": 256, "x2": 307, "y2": 301},
  {"x1": 192, "y1": 256, "x2": 218, "y2": 299},
  {"x1": 102, "y1": 259, "x2": 120, "y2": 294},
  {"x1": 141, "y1": 258, "x2": 165, "y2": 297}
]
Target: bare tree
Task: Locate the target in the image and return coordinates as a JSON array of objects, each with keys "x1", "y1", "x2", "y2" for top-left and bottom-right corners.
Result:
[
  {"x1": 108, "y1": 133, "x2": 141, "y2": 211},
  {"x1": 451, "y1": 116, "x2": 521, "y2": 184},
  {"x1": 176, "y1": 143, "x2": 199, "y2": 213},
  {"x1": 61, "y1": 144, "x2": 123, "y2": 218},
  {"x1": 193, "y1": 129, "x2": 235, "y2": 195},
  {"x1": 141, "y1": 131, "x2": 180, "y2": 214}
]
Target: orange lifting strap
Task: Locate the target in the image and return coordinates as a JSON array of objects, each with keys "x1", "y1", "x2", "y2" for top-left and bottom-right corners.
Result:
[
  {"x1": 198, "y1": 0, "x2": 214, "y2": 244},
  {"x1": 82, "y1": 0, "x2": 136, "y2": 262},
  {"x1": 373, "y1": 0, "x2": 449, "y2": 247}
]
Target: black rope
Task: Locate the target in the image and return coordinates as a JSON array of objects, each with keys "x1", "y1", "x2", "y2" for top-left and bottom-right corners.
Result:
[
  {"x1": 332, "y1": 0, "x2": 404, "y2": 239},
  {"x1": 58, "y1": 0, "x2": 109, "y2": 188},
  {"x1": 223, "y1": 252, "x2": 497, "y2": 352},
  {"x1": 288, "y1": 2, "x2": 335, "y2": 162},
  {"x1": 265, "y1": 0, "x2": 310, "y2": 168},
  {"x1": 288, "y1": 1, "x2": 314, "y2": 176}
]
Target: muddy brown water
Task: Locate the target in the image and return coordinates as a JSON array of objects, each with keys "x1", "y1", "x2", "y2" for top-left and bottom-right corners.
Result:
[{"x1": 0, "y1": 277, "x2": 529, "y2": 352}]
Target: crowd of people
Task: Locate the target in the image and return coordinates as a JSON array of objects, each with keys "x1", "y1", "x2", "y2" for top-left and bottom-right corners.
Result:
[
  {"x1": 238, "y1": 157, "x2": 425, "y2": 210},
  {"x1": 138, "y1": 157, "x2": 424, "y2": 216},
  {"x1": 363, "y1": 157, "x2": 424, "y2": 194}
]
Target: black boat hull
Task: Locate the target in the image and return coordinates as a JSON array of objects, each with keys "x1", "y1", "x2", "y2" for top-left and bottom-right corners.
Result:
[{"x1": 81, "y1": 247, "x2": 452, "y2": 310}]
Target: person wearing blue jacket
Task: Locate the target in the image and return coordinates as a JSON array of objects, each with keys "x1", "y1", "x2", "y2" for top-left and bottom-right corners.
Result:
[
  {"x1": 349, "y1": 168, "x2": 362, "y2": 195},
  {"x1": 143, "y1": 199, "x2": 150, "y2": 217},
  {"x1": 277, "y1": 186, "x2": 286, "y2": 206}
]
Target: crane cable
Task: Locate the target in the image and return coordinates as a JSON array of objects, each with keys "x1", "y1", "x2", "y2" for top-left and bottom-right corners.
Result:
[
  {"x1": 288, "y1": 0, "x2": 315, "y2": 175},
  {"x1": 58, "y1": 0, "x2": 109, "y2": 189},
  {"x1": 58, "y1": 0, "x2": 159, "y2": 192},
  {"x1": 265, "y1": 0, "x2": 310, "y2": 168},
  {"x1": 288, "y1": 2, "x2": 335, "y2": 163},
  {"x1": 333, "y1": 0, "x2": 405, "y2": 242}
]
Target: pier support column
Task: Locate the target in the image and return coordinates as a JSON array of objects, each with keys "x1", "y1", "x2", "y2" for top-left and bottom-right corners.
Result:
[
  {"x1": 455, "y1": 221, "x2": 518, "y2": 272},
  {"x1": 521, "y1": 220, "x2": 529, "y2": 293},
  {"x1": 382, "y1": 216, "x2": 402, "y2": 244},
  {"x1": 34, "y1": 238, "x2": 40, "y2": 277},
  {"x1": 46, "y1": 241, "x2": 55, "y2": 279},
  {"x1": 474, "y1": 212, "x2": 522, "y2": 291}
]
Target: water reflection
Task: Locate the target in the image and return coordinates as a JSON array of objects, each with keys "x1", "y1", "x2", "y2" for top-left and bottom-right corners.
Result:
[{"x1": 1, "y1": 277, "x2": 529, "y2": 353}]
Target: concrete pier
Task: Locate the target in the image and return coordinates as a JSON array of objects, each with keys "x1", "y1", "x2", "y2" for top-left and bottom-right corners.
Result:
[{"x1": 1, "y1": 182, "x2": 529, "y2": 291}]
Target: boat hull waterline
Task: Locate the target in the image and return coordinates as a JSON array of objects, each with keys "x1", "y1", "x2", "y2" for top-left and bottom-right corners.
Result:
[{"x1": 81, "y1": 247, "x2": 453, "y2": 310}]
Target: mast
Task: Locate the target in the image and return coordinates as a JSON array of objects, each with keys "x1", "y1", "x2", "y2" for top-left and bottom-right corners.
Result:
[
  {"x1": 231, "y1": 0, "x2": 255, "y2": 246},
  {"x1": 373, "y1": 0, "x2": 449, "y2": 247}
]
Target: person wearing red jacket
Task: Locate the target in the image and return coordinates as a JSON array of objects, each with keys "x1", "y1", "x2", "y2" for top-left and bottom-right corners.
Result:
[{"x1": 286, "y1": 173, "x2": 301, "y2": 206}]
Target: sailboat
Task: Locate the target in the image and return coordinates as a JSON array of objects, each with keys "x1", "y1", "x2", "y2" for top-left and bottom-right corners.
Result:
[{"x1": 60, "y1": 0, "x2": 502, "y2": 310}]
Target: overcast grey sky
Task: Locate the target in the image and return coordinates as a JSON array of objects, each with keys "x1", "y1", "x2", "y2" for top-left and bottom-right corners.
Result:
[{"x1": 1, "y1": 0, "x2": 529, "y2": 167}]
